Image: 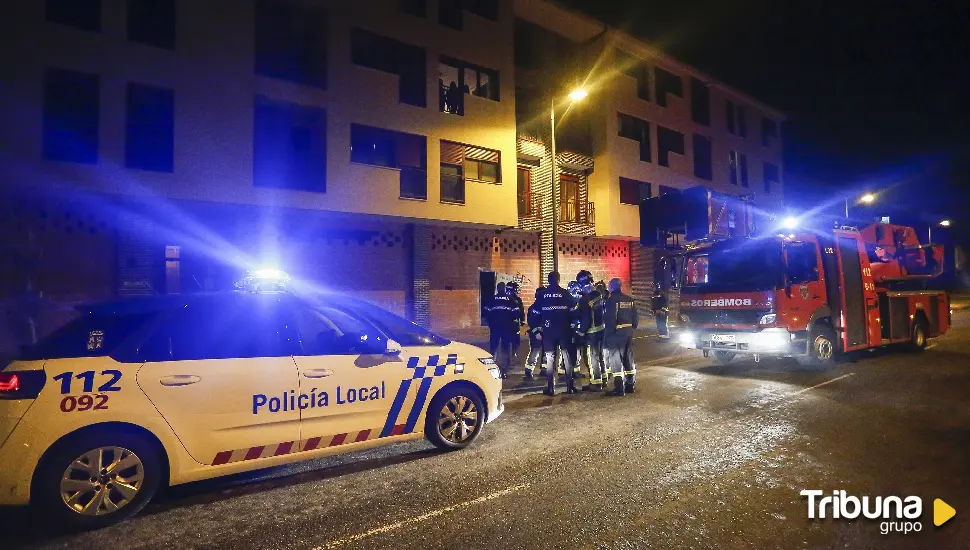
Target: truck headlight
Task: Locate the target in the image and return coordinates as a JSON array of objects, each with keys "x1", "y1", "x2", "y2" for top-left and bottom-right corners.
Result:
[
  {"x1": 678, "y1": 331, "x2": 695, "y2": 348},
  {"x1": 759, "y1": 314, "x2": 776, "y2": 325}
]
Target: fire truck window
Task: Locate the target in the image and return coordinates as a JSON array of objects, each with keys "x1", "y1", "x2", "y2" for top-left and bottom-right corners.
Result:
[
  {"x1": 786, "y1": 242, "x2": 819, "y2": 284},
  {"x1": 685, "y1": 255, "x2": 709, "y2": 285}
]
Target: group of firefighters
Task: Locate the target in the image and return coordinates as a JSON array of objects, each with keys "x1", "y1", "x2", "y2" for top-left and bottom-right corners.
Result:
[{"x1": 486, "y1": 270, "x2": 639, "y2": 397}]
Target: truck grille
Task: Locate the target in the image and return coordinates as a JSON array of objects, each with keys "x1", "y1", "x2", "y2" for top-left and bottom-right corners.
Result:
[{"x1": 684, "y1": 309, "x2": 767, "y2": 326}]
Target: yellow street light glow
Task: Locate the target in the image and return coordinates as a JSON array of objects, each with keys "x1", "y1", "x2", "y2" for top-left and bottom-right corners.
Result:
[
  {"x1": 860, "y1": 193, "x2": 875, "y2": 204},
  {"x1": 939, "y1": 220, "x2": 951, "y2": 227},
  {"x1": 568, "y1": 88, "x2": 588, "y2": 101}
]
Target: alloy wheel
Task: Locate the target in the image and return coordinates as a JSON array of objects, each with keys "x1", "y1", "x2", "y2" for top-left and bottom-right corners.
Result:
[
  {"x1": 60, "y1": 446, "x2": 145, "y2": 516},
  {"x1": 438, "y1": 395, "x2": 479, "y2": 444}
]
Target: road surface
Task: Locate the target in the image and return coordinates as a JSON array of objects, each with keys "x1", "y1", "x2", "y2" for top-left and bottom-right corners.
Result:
[{"x1": 8, "y1": 311, "x2": 970, "y2": 549}]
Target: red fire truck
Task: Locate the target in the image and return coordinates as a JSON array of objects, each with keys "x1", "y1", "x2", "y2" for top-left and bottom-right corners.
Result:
[{"x1": 641, "y1": 189, "x2": 950, "y2": 365}]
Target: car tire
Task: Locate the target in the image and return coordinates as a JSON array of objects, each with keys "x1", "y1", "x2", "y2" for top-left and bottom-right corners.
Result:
[
  {"x1": 712, "y1": 351, "x2": 736, "y2": 365},
  {"x1": 33, "y1": 429, "x2": 162, "y2": 531},
  {"x1": 797, "y1": 327, "x2": 837, "y2": 367},
  {"x1": 425, "y1": 385, "x2": 486, "y2": 451},
  {"x1": 908, "y1": 319, "x2": 928, "y2": 352}
]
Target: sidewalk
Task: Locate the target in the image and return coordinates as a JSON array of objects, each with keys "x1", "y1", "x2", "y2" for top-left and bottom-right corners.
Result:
[{"x1": 438, "y1": 324, "x2": 690, "y2": 394}]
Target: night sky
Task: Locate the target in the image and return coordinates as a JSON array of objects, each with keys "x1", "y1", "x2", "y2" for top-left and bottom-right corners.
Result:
[{"x1": 565, "y1": 0, "x2": 970, "y2": 240}]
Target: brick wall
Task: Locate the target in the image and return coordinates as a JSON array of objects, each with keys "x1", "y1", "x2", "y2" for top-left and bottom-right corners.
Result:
[
  {"x1": 428, "y1": 228, "x2": 540, "y2": 331},
  {"x1": 556, "y1": 236, "x2": 631, "y2": 292},
  {"x1": 630, "y1": 244, "x2": 657, "y2": 319}
]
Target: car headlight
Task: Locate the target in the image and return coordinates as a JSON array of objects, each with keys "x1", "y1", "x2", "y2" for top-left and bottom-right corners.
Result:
[
  {"x1": 478, "y1": 357, "x2": 496, "y2": 365},
  {"x1": 487, "y1": 367, "x2": 501, "y2": 379},
  {"x1": 759, "y1": 313, "x2": 776, "y2": 325},
  {"x1": 677, "y1": 331, "x2": 695, "y2": 348},
  {"x1": 752, "y1": 331, "x2": 788, "y2": 348}
]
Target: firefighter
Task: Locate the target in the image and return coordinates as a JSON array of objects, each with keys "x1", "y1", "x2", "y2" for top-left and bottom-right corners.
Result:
[
  {"x1": 575, "y1": 271, "x2": 606, "y2": 391},
  {"x1": 506, "y1": 281, "x2": 525, "y2": 364},
  {"x1": 524, "y1": 287, "x2": 544, "y2": 380},
  {"x1": 652, "y1": 283, "x2": 669, "y2": 339},
  {"x1": 486, "y1": 282, "x2": 520, "y2": 378},
  {"x1": 560, "y1": 280, "x2": 583, "y2": 378},
  {"x1": 536, "y1": 271, "x2": 577, "y2": 396},
  {"x1": 604, "y1": 278, "x2": 638, "y2": 396}
]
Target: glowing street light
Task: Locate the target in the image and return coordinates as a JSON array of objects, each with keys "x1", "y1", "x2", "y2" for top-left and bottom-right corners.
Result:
[
  {"x1": 939, "y1": 219, "x2": 951, "y2": 227},
  {"x1": 845, "y1": 192, "x2": 876, "y2": 218},
  {"x1": 929, "y1": 219, "x2": 951, "y2": 243},
  {"x1": 781, "y1": 216, "x2": 799, "y2": 230},
  {"x1": 550, "y1": 88, "x2": 588, "y2": 273}
]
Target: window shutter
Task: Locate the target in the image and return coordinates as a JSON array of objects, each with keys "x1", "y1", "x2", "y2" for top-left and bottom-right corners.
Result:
[
  {"x1": 464, "y1": 145, "x2": 499, "y2": 163},
  {"x1": 440, "y1": 140, "x2": 464, "y2": 165}
]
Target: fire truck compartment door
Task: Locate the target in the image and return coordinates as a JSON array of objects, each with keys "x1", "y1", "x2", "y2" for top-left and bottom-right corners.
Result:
[{"x1": 836, "y1": 236, "x2": 868, "y2": 349}]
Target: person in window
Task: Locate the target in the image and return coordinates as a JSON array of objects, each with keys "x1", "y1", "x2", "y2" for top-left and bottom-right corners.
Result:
[{"x1": 447, "y1": 81, "x2": 461, "y2": 115}]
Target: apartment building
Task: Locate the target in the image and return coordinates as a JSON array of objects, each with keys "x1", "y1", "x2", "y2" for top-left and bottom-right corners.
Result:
[{"x1": 0, "y1": 0, "x2": 784, "y2": 353}]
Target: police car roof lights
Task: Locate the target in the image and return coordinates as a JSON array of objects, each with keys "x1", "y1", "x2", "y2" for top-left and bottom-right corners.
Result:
[{"x1": 235, "y1": 267, "x2": 291, "y2": 293}]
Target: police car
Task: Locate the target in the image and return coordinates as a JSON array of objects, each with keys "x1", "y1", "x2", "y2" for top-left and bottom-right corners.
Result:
[{"x1": 0, "y1": 273, "x2": 503, "y2": 529}]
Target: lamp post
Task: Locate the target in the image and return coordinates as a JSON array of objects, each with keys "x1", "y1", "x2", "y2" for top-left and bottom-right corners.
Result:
[
  {"x1": 844, "y1": 192, "x2": 875, "y2": 218},
  {"x1": 549, "y1": 88, "x2": 588, "y2": 274}
]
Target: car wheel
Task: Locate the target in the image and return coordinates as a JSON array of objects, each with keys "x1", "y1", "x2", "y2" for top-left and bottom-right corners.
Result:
[
  {"x1": 33, "y1": 430, "x2": 162, "y2": 531},
  {"x1": 798, "y1": 327, "x2": 837, "y2": 367},
  {"x1": 425, "y1": 386, "x2": 485, "y2": 451},
  {"x1": 712, "y1": 351, "x2": 736, "y2": 365},
  {"x1": 908, "y1": 319, "x2": 928, "y2": 352}
]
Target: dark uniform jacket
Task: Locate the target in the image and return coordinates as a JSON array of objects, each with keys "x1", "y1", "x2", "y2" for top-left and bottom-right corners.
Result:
[
  {"x1": 510, "y1": 294, "x2": 525, "y2": 329},
  {"x1": 536, "y1": 285, "x2": 573, "y2": 339},
  {"x1": 576, "y1": 290, "x2": 606, "y2": 336},
  {"x1": 605, "y1": 291, "x2": 638, "y2": 336},
  {"x1": 487, "y1": 294, "x2": 522, "y2": 334},
  {"x1": 527, "y1": 301, "x2": 542, "y2": 335},
  {"x1": 651, "y1": 292, "x2": 668, "y2": 314}
]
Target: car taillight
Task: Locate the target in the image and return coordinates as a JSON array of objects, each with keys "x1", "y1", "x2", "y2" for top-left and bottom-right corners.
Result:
[
  {"x1": 0, "y1": 373, "x2": 19, "y2": 392},
  {"x1": 0, "y1": 371, "x2": 46, "y2": 399}
]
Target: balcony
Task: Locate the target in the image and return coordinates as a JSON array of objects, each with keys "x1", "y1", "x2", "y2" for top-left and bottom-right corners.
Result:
[{"x1": 559, "y1": 199, "x2": 595, "y2": 226}]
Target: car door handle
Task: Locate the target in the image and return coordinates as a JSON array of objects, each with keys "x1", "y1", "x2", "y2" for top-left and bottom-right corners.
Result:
[
  {"x1": 302, "y1": 369, "x2": 334, "y2": 379},
  {"x1": 159, "y1": 375, "x2": 201, "y2": 387}
]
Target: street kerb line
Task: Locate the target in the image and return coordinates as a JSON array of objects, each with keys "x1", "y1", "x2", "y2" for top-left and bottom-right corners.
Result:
[
  {"x1": 314, "y1": 483, "x2": 531, "y2": 549},
  {"x1": 788, "y1": 373, "x2": 855, "y2": 396}
]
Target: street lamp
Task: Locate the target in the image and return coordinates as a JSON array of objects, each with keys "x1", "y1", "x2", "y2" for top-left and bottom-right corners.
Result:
[
  {"x1": 550, "y1": 88, "x2": 587, "y2": 274},
  {"x1": 844, "y1": 192, "x2": 876, "y2": 218}
]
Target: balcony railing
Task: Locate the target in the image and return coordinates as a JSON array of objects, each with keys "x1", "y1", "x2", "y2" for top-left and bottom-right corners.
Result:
[
  {"x1": 559, "y1": 200, "x2": 595, "y2": 226},
  {"x1": 518, "y1": 191, "x2": 543, "y2": 218}
]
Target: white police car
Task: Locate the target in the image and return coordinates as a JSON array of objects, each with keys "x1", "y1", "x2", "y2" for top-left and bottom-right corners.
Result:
[{"x1": 0, "y1": 279, "x2": 503, "y2": 529}]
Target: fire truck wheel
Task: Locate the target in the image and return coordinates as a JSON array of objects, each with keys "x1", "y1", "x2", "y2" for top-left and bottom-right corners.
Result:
[
  {"x1": 908, "y1": 319, "x2": 928, "y2": 352},
  {"x1": 712, "y1": 351, "x2": 736, "y2": 365},
  {"x1": 799, "y1": 327, "x2": 836, "y2": 367}
]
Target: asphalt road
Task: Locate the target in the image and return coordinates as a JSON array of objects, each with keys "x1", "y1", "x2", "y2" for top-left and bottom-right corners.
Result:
[{"x1": 8, "y1": 311, "x2": 970, "y2": 549}]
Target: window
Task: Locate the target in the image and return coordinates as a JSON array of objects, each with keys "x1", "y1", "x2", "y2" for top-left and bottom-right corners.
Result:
[
  {"x1": 293, "y1": 305, "x2": 377, "y2": 355},
  {"x1": 254, "y1": 96, "x2": 327, "y2": 192},
  {"x1": 440, "y1": 164, "x2": 464, "y2": 204},
  {"x1": 654, "y1": 67, "x2": 683, "y2": 108},
  {"x1": 728, "y1": 150, "x2": 748, "y2": 187},
  {"x1": 690, "y1": 77, "x2": 710, "y2": 126},
  {"x1": 351, "y1": 29, "x2": 426, "y2": 107},
  {"x1": 617, "y1": 112, "x2": 650, "y2": 162},
  {"x1": 441, "y1": 140, "x2": 499, "y2": 190},
  {"x1": 692, "y1": 134, "x2": 713, "y2": 181},
  {"x1": 401, "y1": 0, "x2": 426, "y2": 17},
  {"x1": 517, "y1": 167, "x2": 532, "y2": 216},
  {"x1": 726, "y1": 100, "x2": 747, "y2": 137},
  {"x1": 657, "y1": 126, "x2": 685, "y2": 168},
  {"x1": 762, "y1": 117, "x2": 778, "y2": 146},
  {"x1": 140, "y1": 299, "x2": 296, "y2": 361},
  {"x1": 438, "y1": 57, "x2": 499, "y2": 114},
  {"x1": 255, "y1": 0, "x2": 327, "y2": 89},
  {"x1": 164, "y1": 245, "x2": 180, "y2": 294},
  {"x1": 619, "y1": 177, "x2": 651, "y2": 205},
  {"x1": 439, "y1": 0, "x2": 498, "y2": 30},
  {"x1": 559, "y1": 173, "x2": 580, "y2": 222},
  {"x1": 46, "y1": 0, "x2": 100, "y2": 32},
  {"x1": 785, "y1": 242, "x2": 819, "y2": 284},
  {"x1": 764, "y1": 162, "x2": 780, "y2": 193},
  {"x1": 616, "y1": 50, "x2": 649, "y2": 101},
  {"x1": 43, "y1": 68, "x2": 99, "y2": 164},
  {"x1": 21, "y1": 312, "x2": 155, "y2": 360},
  {"x1": 351, "y1": 124, "x2": 427, "y2": 199},
  {"x1": 348, "y1": 299, "x2": 450, "y2": 346},
  {"x1": 128, "y1": 0, "x2": 175, "y2": 49},
  {"x1": 659, "y1": 185, "x2": 679, "y2": 196},
  {"x1": 125, "y1": 83, "x2": 174, "y2": 172},
  {"x1": 464, "y1": 158, "x2": 498, "y2": 182}
]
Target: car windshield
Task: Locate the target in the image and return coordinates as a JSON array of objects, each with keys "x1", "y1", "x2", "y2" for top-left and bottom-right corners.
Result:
[
  {"x1": 21, "y1": 311, "x2": 156, "y2": 360},
  {"x1": 683, "y1": 241, "x2": 784, "y2": 292},
  {"x1": 350, "y1": 301, "x2": 451, "y2": 347}
]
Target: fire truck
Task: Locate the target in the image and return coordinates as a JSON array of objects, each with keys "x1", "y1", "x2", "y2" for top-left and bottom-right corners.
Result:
[{"x1": 641, "y1": 188, "x2": 950, "y2": 365}]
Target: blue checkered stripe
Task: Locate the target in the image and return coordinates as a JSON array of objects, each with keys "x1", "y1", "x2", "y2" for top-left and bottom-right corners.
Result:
[{"x1": 381, "y1": 354, "x2": 459, "y2": 437}]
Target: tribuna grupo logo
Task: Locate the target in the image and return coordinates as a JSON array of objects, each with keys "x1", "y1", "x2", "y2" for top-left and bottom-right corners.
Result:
[{"x1": 801, "y1": 490, "x2": 923, "y2": 535}]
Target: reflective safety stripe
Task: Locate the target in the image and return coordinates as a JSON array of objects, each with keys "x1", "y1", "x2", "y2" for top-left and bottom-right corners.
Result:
[
  {"x1": 623, "y1": 369, "x2": 637, "y2": 376},
  {"x1": 587, "y1": 325, "x2": 605, "y2": 333},
  {"x1": 615, "y1": 323, "x2": 633, "y2": 329}
]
